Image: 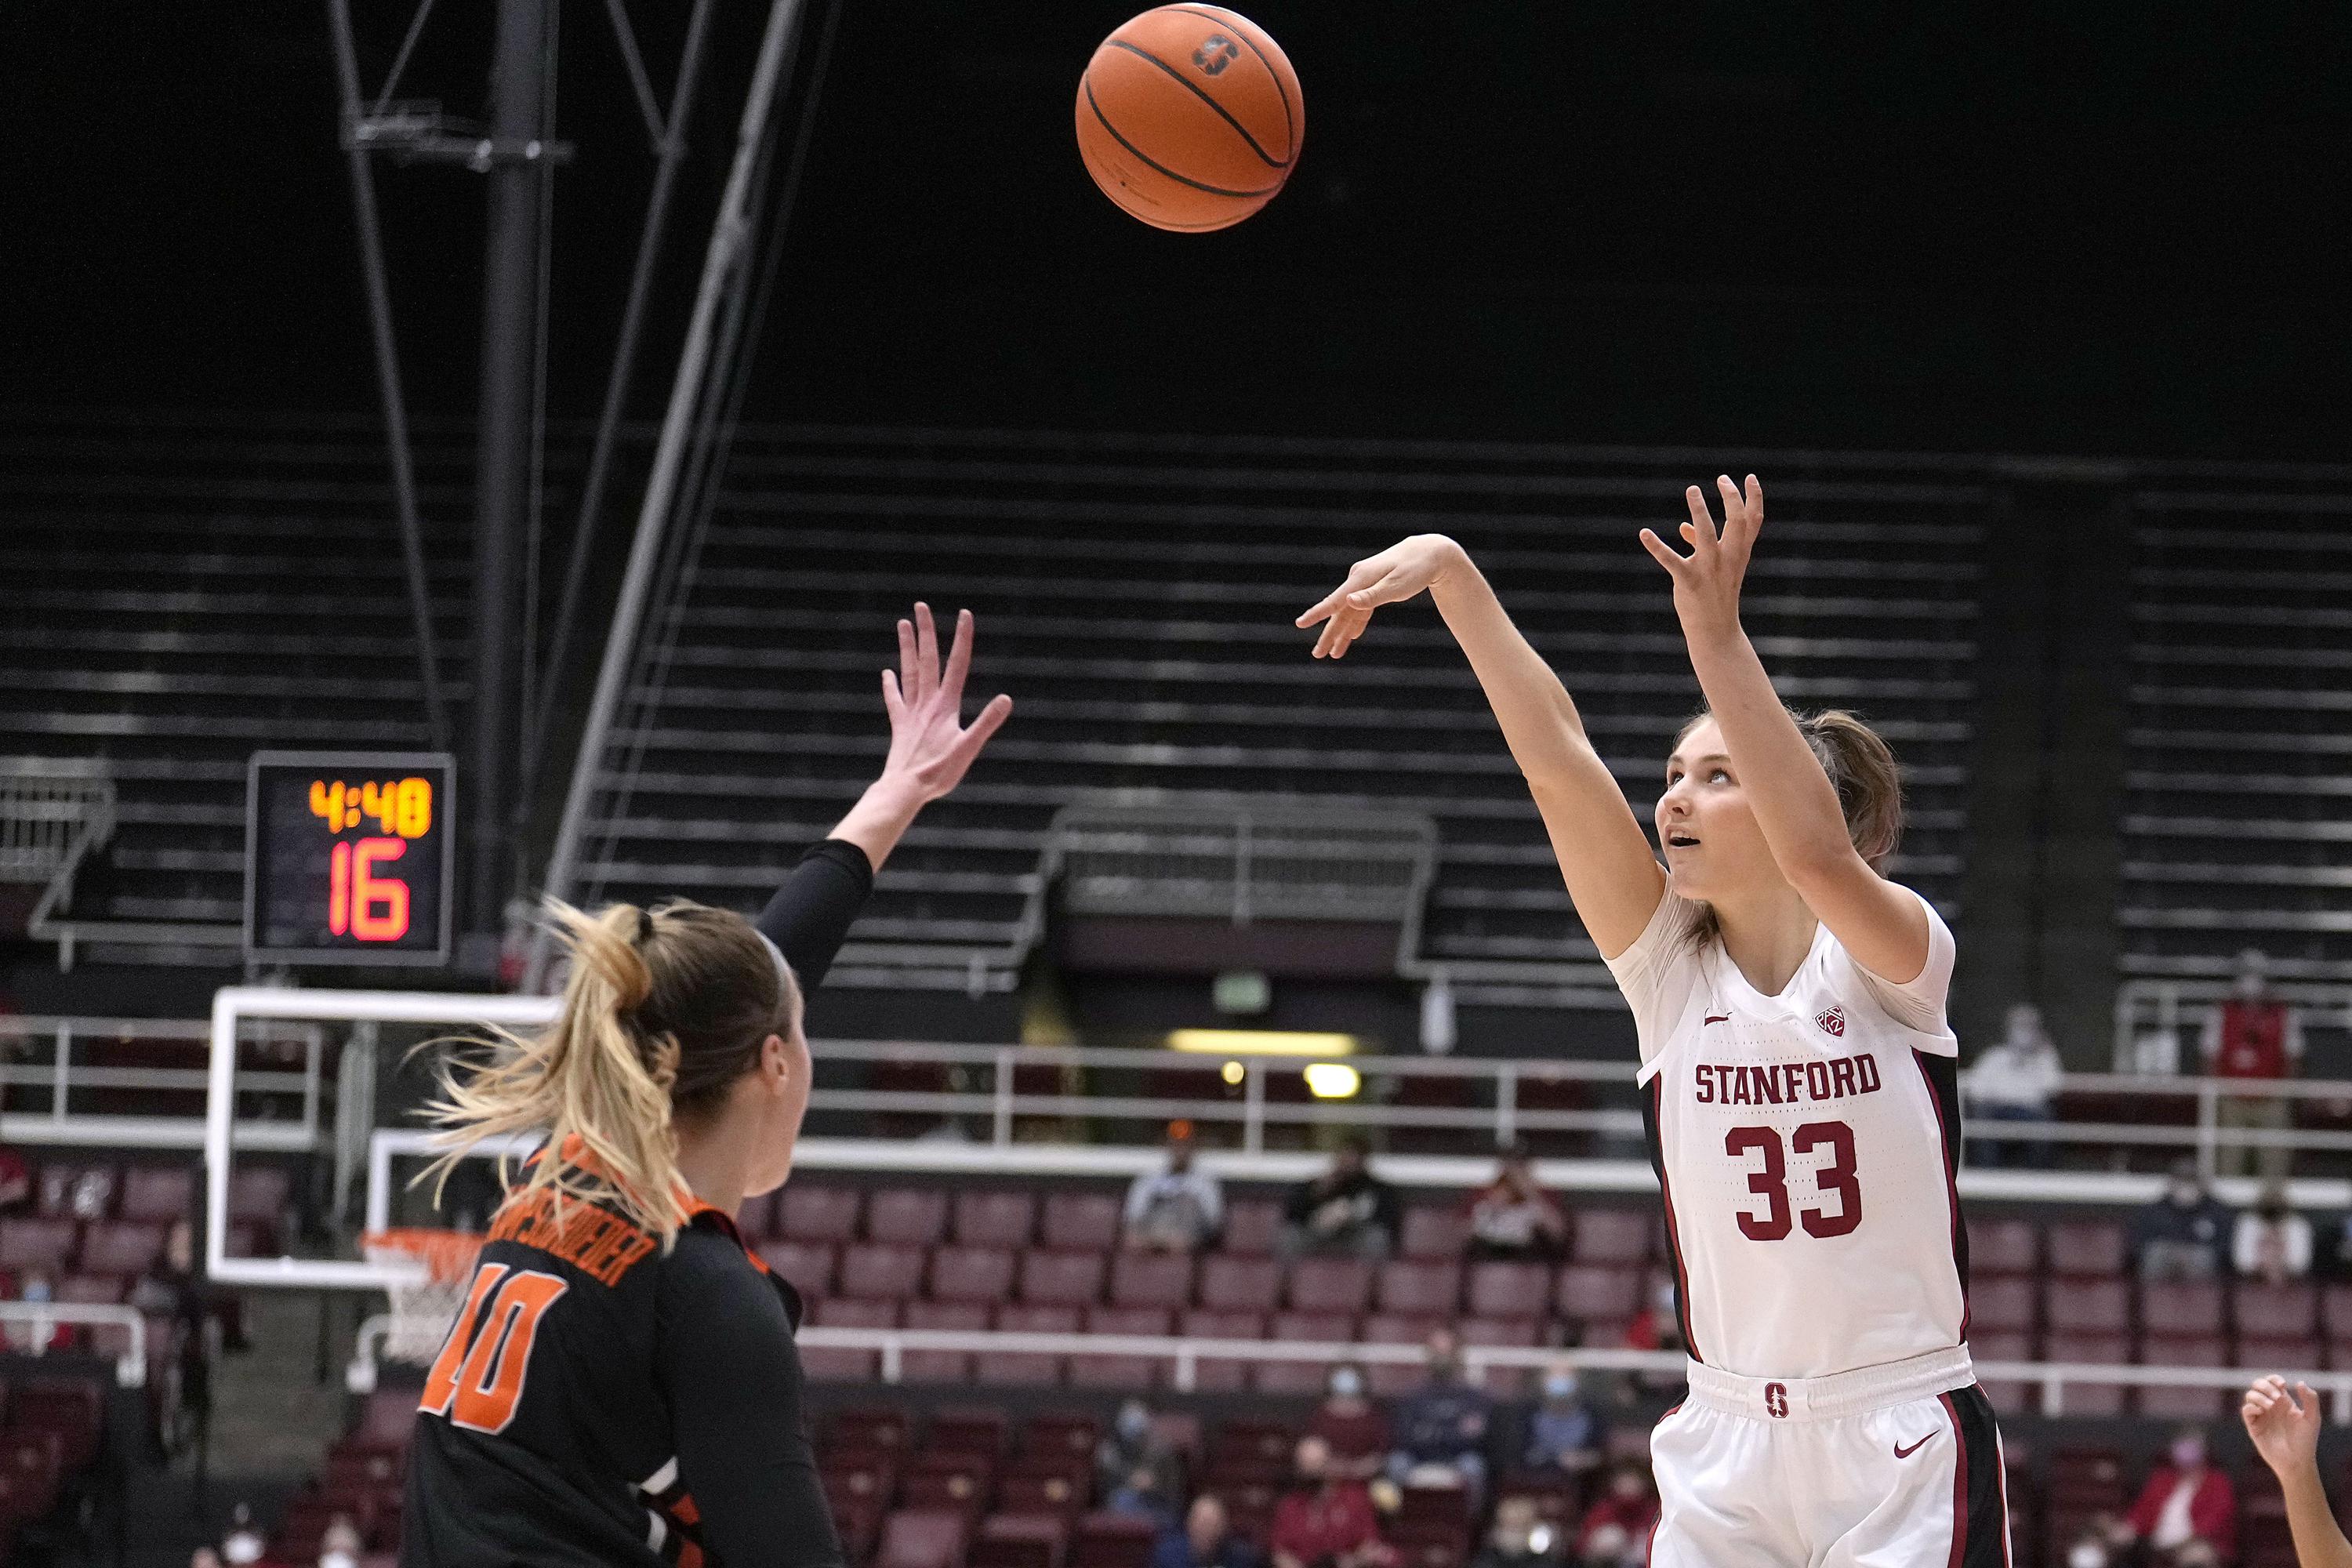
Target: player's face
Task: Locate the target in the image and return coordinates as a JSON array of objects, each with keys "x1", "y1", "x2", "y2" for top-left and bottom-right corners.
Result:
[{"x1": 1656, "y1": 718, "x2": 1779, "y2": 902}]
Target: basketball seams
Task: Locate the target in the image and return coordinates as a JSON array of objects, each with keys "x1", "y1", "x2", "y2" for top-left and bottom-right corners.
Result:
[
  {"x1": 1075, "y1": 118, "x2": 1258, "y2": 229},
  {"x1": 1082, "y1": 75, "x2": 1283, "y2": 201},
  {"x1": 1162, "y1": 5, "x2": 1297, "y2": 160},
  {"x1": 1099, "y1": 38, "x2": 1290, "y2": 170}
]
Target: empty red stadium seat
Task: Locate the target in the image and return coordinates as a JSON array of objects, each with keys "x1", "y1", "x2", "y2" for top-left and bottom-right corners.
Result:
[
  {"x1": 1399, "y1": 1206, "x2": 1470, "y2": 1260},
  {"x1": 2045, "y1": 1277, "x2": 2130, "y2": 1334},
  {"x1": 1287, "y1": 1257, "x2": 1374, "y2": 1313},
  {"x1": 1363, "y1": 1312, "x2": 1446, "y2": 1348},
  {"x1": 954, "y1": 1192, "x2": 1037, "y2": 1248},
  {"x1": 1966, "y1": 1217, "x2": 2041, "y2": 1275},
  {"x1": 998, "y1": 1470, "x2": 1087, "y2": 1520},
  {"x1": 1072, "y1": 1510, "x2": 1158, "y2": 1568},
  {"x1": 56, "y1": 1275, "x2": 128, "y2": 1305},
  {"x1": 931, "y1": 1408, "x2": 1012, "y2": 1457},
  {"x1": 1198, "y1": 1255, "x2": 1282, "y2": 1312},
  {"x1": 815, "y1": 1298, "x2": 903, "y2": 1330},
  {"x1": 0, "y1": 1218, "x2": 78, "y2": 1274},
  {"x1": 754, "y1": 1240, "x2": 837, "y2": 1299},
  {"x1": 869, "y1": 1190, "x2": 951, "y2": 1247},
  {"x1": 1020, "y1": 1413, "x2": 1101, "y2": 1465},
  {"x1": 1256, "y1": 1313, "x2": 1351, "y2": 1394},
  {"x1": 1178, "y1": 1308, "x2": 1265, "y2": 1392},
  {"x1": 1467, "y1": 1261, "x2": 1552, "y2": 1322},
  {"x1": 987, "y1": 1307, "x2": 1078, "y2": 1387},
  {"x1": 1969, "y1": 1330, "x2": 2038, "y2": 1417},
  {"x1": 1038, "y1": 1192, "x2": 1123, "y2": 1251},
  {"x1": 2237, "y1": 1282, "x2": 2321, "y2": 1340},
  {"x1": 931, "y1": 1246, "x2": 1019, "y2": 1305},
  {"x1": 2138, "y1": 1334, "x2": 2229, "y2": 1419},
  {"x1": 827, "y1": 1406, "x2": 915, "y2": 1454},
  {"x1": 115, "y1": 1165, "x2": 196, "y2": 1224},
  {"x1": 2141, "y1": 1280, "x2": 2224, "y2": 1336},
  {"x1": 903, "y1": 1301, "x2": 988, "y2": 1383},
  {"x1": 78, "y1": 1220, "x2": 166, "y2": 1279},
  {"x1": 873, "y1": 1508, "x2": 970, "y2": 1568},
  {"x1": 227, "y1": 1165, "x2": 290, "y2": 1222},
  {"x1": 1555, "y1": 1265, "x2": 1640, "y2": 1323},
  {"x1": 1570, "y1": 1208, "x2": 1652, "y2": 1266},
  {"x1": 2241, "y1": 1335, "x2": 2323, "y2": 1375},
  {"x1": 1107, "y1": 1250, "x2": 1194, "y2": 1310},
  {"x1": 969, "y1": 1511, "x2": 1068, "y2": 1568},
  {"x1": 778, "y1": 1184, "x2": 862, "y2": 1243},
  {"x1": 1375, "y1": 1260, "x2": 1461, "y2": 1316},
  {"x1": 2045, "y1": 1221, "x2": 2127, "y2": 1276},
  {"x1": 1221, "y1": 1198, "x2": 1281, "y2": 1254},
  {"x1": 2042, "y1": 1333, "x2": 2131, "y2": 1416},
  {"x1": 840, "y1": 1243, "x2": 927, "y2": 1301},
  {"x1": 804, "y1": 1298, "x2": 897, "y2": 1380},
  {"x1": 1072, "y1": 1308, "x2": 1172, "y2": 1390},
  {"x1": 1969, "y1": 1276, "x2": 2038, "y2": 1334},
  {"x1": 1018, "y1": 1251, "x2": 1106, "y2": 1308}
]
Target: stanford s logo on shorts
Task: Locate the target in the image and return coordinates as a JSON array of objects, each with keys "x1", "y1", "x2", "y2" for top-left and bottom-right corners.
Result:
[
  {"x1": 1763, "y1": 1382, "x2": 1788, "y2": 1420},
  {"x1": 1814, "y1": 1006, "x2": 1846, "y2": 1037}
]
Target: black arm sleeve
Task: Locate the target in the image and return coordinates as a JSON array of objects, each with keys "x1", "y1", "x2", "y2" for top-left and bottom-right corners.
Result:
[
  {"x1": 753, "y1": 840, "x2": 874, "y2": 990},
  {"x1": 658, "y1": 1234, "x2": 846, "y2": 1568}
]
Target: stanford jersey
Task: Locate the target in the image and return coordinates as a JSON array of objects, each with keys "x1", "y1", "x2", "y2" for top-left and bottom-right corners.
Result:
[{"x1": 1610, "y1": 884, "x2": 1969, "y2": 1381}]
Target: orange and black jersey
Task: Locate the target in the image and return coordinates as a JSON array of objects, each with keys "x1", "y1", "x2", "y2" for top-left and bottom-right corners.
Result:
[{"x1": 400, "y1": 841, "x2": 870, "y2": 1568}]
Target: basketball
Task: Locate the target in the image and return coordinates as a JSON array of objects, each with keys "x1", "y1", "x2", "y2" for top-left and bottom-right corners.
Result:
[{"x1": 1076, "y1": 5, "x2": 1303, "y2": 232}]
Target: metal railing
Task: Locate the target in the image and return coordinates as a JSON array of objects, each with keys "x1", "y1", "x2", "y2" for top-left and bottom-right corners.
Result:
[
  {"x1": 1, "y1": 1013, "x2": 326, "y2": 1150},
  {"x1": 0, "y1": 1300, "x2": 148, "y2": 1388},
  {"x1": 2114, "y1": 978, "x2": 2352, "y2": 1073}
]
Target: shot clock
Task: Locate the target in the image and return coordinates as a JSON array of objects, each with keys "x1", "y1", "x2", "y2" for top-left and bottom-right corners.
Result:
[{"x1": 245, "y1": 750, "x2": 456, "y2": 965}]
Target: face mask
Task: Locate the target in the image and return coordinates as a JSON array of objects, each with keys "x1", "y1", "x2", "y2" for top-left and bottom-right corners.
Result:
[
  {"x1": 321, "y1": 1554, "x2": 358, "y2": 1568},
  {"x1": 1329, "y1": 1370, "x2": 1364, "y2": 1398},
  {"x1": 1543, "y1": 1374, "x2": 1578, "y2": 1401},
  {"x1": 2171, "y1": 1438, "x2": 2205, "y2": 1469},
  {"x1": 2068, "y1": 1544, "x2": 2107, "y2": 1568},
  {"x1": 23, "y1": 1281, "x2": 50, "y2": 1304},
  {"x1": 223, "y1": 1539, "x2": 264, "y2": 1566},
  {"x1": 2169, "y1": 1183, "x2": 2201, "y2": 1207}
]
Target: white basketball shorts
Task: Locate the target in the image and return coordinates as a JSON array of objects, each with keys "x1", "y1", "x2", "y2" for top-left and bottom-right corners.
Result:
[{"x1": 1647, "y1": 1346, "x2": 2010, "y2": 1568}]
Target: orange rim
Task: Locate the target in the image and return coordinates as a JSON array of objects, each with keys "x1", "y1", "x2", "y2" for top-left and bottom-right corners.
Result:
[{"x1": 363, "y1": 1227, "x2": 484, "y2": 1283}]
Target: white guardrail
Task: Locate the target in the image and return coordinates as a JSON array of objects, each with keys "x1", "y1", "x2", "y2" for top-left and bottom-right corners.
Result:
[
  {"x1": 0, "y1": 1300, "x2": 148, "y2": 1388},
  {"x1": 2, "y1": 1013, "x2": 325, "y2": 1149}
]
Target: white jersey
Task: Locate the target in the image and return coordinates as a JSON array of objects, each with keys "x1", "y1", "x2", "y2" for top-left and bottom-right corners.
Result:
[{"x1": 1608, "y1": 883, "x2": 1969, "y2": 1381}]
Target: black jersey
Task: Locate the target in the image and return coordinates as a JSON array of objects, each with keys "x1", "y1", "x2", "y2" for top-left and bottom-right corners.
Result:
[{"x1": 400, "y1": 841, "x2": 872, "y2": 1568}]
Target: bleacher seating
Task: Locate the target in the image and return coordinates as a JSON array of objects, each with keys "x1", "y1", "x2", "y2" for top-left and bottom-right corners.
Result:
[
  {"x1": 0, "y1": 1371, "x2": 113, "y2": 1562},
  {"x1": 2123, "y1": 482, "x2": 2352, "y2": 1001},
  {"x1": 575, "y1": 430, "x2": 1987, "y2": 1000}
]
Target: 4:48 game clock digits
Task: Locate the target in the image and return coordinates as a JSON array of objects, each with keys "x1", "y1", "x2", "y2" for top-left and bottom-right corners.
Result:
[{"x1": 245, "y1": 750, "x2": 456, "y2": 965}]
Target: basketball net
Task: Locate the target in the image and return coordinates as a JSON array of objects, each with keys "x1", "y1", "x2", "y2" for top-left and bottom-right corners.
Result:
[{"x1": 364, "y1": 1228, "x2": 485, "y2": 1366}]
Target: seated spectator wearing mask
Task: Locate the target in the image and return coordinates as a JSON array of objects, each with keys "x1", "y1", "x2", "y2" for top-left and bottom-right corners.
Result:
[
  {"x1": 1280, "y1": 1137, "x2": 1401, "y2": 1261},
  {"x1": 1098, "y1": 1397, "x2": 1186, "y2": 1507},
  {"x1": 1960, "y1": 1003, "x2": 2062, "y2": 1168},
  {"x1": 4, "y1": 1270, "x2": 71, "y2": 1353},
  {"x1": 2132, "y1": 1160, "x2": 2236, "y2": 1282},
  {"x1": 1269, "y1": 1436, "x2": 1397, "y2": 1568},
  {"x1": 1471, "y1": 1497, "x2": 1562, "y2": 1568},
  {"x1": 1387, "y1": 1329, "x2": 1492, "y2": 1503},
  {"x1": 1463, "y1": 1145, "x2": 1568, "y2": 1263},
  {"x1": 1574, "y1": 1464, "x2": 1658, "y2": 1568},
  {"x1": 1521, "y1": 1361, "x2": 1603, "y2": 1478},
  {"x1": 1308, "y1": 1363, "x2": 1391, "y2": 1482},
  {"x1": 2075, "y1": 1427, "x2": 2236, "y2": 1568},
  {"x1": 2233, "y1": 1179, "x2": 2312, "y2": 1285},
  {"x1": 1154, "y1": 1494, "x2": 1263, "y2": 1568},
  {"x1": 1124, "y1": 1125, "x2": 1224, "y2": 1253}
]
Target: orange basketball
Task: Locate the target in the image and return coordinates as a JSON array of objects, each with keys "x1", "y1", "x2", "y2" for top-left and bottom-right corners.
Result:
[{"x1": 1076, "y1": 6, "x2": 1302, "y2": 232}]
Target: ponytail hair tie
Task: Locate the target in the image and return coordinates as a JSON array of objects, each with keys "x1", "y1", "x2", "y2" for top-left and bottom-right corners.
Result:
[{"x1": 635, "y1": 908, "x2": 655, "y2": 946}]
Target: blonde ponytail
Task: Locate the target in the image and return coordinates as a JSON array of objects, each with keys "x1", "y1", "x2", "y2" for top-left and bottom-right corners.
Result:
[{"x1": 420, "y1": 897, "x2": 794, "y2": 1243}]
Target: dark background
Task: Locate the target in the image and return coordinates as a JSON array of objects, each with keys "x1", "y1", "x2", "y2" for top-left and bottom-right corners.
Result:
[{"x1": 1, "y1": 2, "x2": 2345, "y2": 458}]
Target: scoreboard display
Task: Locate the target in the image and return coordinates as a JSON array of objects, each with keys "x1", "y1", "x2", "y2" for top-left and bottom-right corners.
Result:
[{"x1": 245, "y1": 751, "x2": 456, "y2": 965}]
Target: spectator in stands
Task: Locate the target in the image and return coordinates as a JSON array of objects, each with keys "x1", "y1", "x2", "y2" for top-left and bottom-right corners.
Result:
[
  {"x1": 1387, "y1": 1327, "x2": 1493, "y2": 1503},
  {"x1": 1472, "y1": 1497, "x2": 1563, "y2": 1568},
  {"x1": 1521, "y1": 1360, "x2": 1604, "y2": 1478},
  {"x1": 2233, "y1": 1179, "x2": 2313, "y2": 1285},
  {"x1": 2085, "y1": 1425, "x2": 2237, "y2": 1567},
  {"x1": 0, "y1": 1141, "x2": 29, "y2": 1213},
  {"x1": 1308, "y1": 1363, "x2": 1391, "y2": 1482},
  {"x1": 1124, "y1": 1124, "x2": 1224, "y2": 1252},
  {"x1": 1464, "y1": 1144, "x2": 1568, "y2": 1261},
  {"x1": 1098, "y1": 1397, "x2": 1186, "y2": 1508},
  {"x1": 1960, "y1": 1003, "x2": 2062, "y2": 1167},
  {"x1": 2202, "y1": 946, "x2": 2305, "y2": 1179},
  {"x1": 1573, "y1": 1462, "x2": 1658, "y2": 1568},
  {"x1": 1107, "y1": 1464, "x2": 1183, "y2": 1533},
  {"x1": 1156, "y1": 1494, "x2": 1262, "y2": 1568},
  {"x1": 1270, "y1": 1436, "x2": 1396, "y2": 1568},
  {"x1": 1280, "y1": 1136, "x2": 1400, "y2": 1261},
  {"x1": 318, "y1": 1514, "x2": 363, "y2": 1568},
  {"x1": 3, "y1": 1269, "x2": 71, "y2": 1352},
  {"x1": 2132, "y1": 1160, "x2": 2236, "y2": 1281}
]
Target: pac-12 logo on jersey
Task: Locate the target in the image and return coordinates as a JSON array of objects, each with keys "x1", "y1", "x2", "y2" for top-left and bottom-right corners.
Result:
[{"x1": 1814, "y1": 1006, "x2": 1846, "y2": 1037}]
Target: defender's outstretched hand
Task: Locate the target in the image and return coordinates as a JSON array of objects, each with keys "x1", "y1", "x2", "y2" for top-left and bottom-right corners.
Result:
[
  {"x1": 2244, "y1": 1375, "x2": 2324, "y2": 1478},
  {"x1": 878, "y1": 603, "x2": 1013, "y2": 802},
  {"x1": 1639, "y1": 474, "x2": 1763, "y2": 640},
  {"x1": 1294, "y1": 534, "x2": 1464, "y2": 659}
]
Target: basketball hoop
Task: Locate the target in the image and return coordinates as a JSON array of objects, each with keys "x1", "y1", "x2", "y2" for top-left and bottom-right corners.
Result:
[{"x1": 364, "y1": 1228, "x2": 485, "y2": 1368}]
